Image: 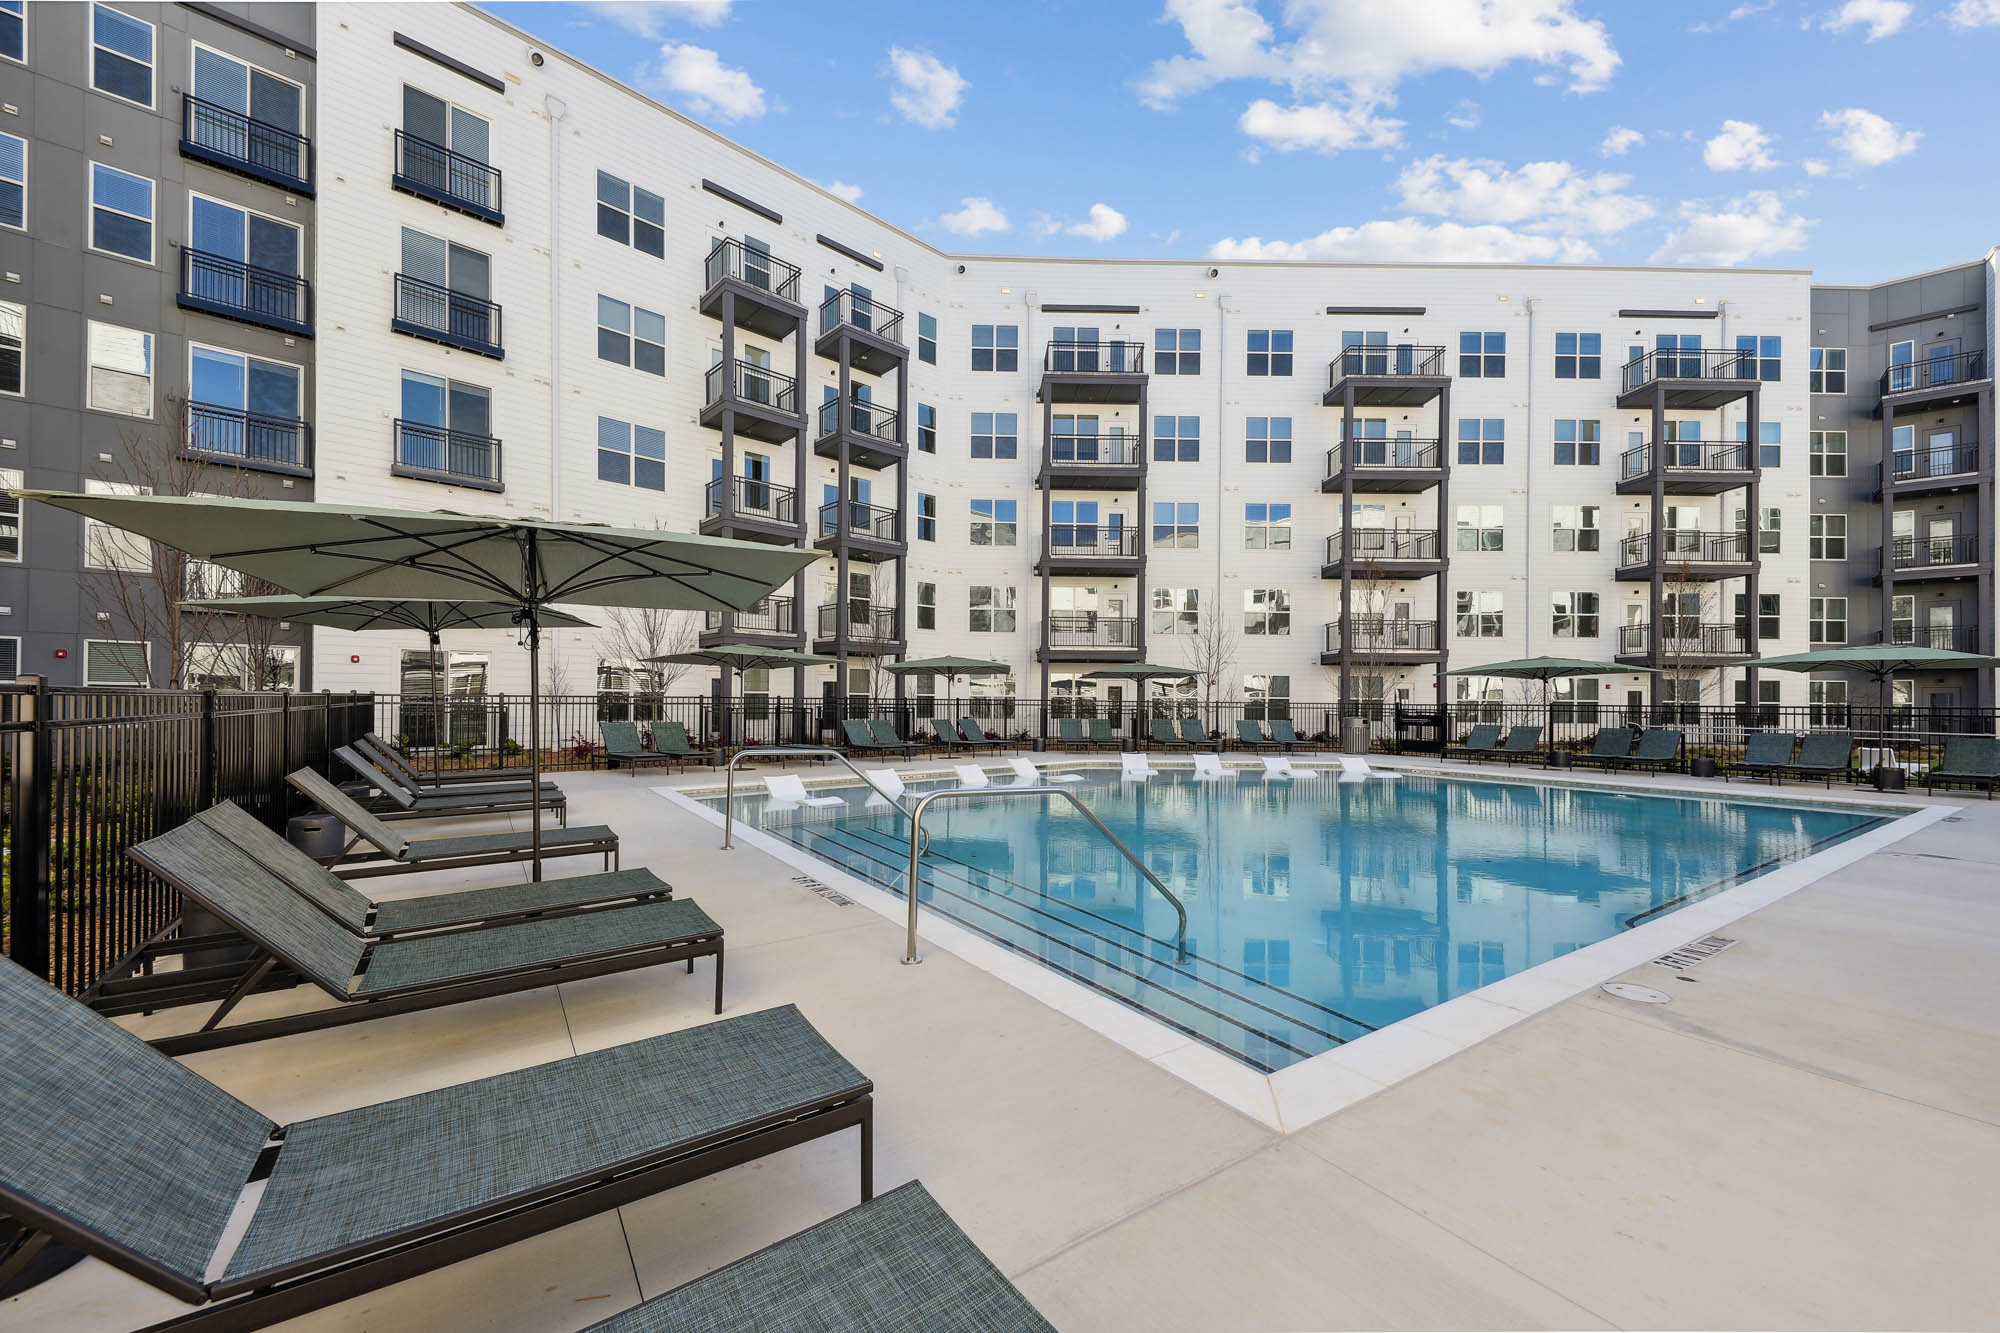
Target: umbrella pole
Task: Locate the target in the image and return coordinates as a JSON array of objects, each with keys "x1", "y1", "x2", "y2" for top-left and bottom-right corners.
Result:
[
  {"x1": 526, "y1": 531, "x2": 545, "y2": 882},
  {"x1": 430, "y1": 629, "x2": 444, "y2": 781}
]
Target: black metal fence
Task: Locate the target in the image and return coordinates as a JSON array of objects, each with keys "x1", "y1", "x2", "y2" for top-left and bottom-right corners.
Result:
[{"x1": 2, "y1": 681, "x2": 373, "y2": 994}]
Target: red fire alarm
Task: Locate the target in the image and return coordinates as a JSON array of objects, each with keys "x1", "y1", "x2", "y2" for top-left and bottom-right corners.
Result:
[
  {"x1": 53, "y1": 648, "x2": 68, "y2": 659},
  {"x1": 350, "y1": 654, "x2": 361, "y2": 663}
]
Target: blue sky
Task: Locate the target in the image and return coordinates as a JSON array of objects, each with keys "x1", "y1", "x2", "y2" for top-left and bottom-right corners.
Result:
[{"x1": 483, "y1": 0, "x2": 1998, "y2": 281}]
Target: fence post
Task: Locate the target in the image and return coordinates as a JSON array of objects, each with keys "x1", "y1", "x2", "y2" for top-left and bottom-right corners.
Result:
[
  {"x1": 7, "y1": 675, "x2": 52, "y2": 981},
  {"x1": 278, "y1": 691, "x2": 293, "y2": 818},
  {"x1": 196, "y1": 688, "x2": 217, "y2": 810}
]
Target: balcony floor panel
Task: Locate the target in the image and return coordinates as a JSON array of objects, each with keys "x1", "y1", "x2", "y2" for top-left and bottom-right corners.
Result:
[
  {"x1": 1614, "y1": 562, "x2": 1756, "y2": 583},
  {"x1": 701, "y1": 398, "x2": 805, "y2": 445},
  {"x1": 1320, "y1": 470, "x2": 1445, "y2": 495},
  {"x1": 814, "y1": 327, "x2": 906, "y2": 376},
  {"x1": 1616, "y1": 381, "x2": 1758, "y2": 411},
  {"x1": 812, "y1": 434, "x2": 906, "y2": 470},
  {"x1": 699, "y1": 515, "x2": 805, "y2": 546},
  {"x1": 1613, "y1": 472, "x2": 1754, "y2": 497},
  {"x1": 1038, "y1": 466, "x2": 1145, "y2": 491},
  {"x1": 1039, "y1": 374, "x2": 1147, "y2": 405},
  {"x1": 1322, "y1": 377, "x2": 1449, "y2": 408},
  {"x1": 699, "y1": 278, "x2": 806, "y2": 340}
]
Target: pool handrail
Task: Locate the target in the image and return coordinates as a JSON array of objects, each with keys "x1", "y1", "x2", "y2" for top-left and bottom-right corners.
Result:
[{"x1": 721, "y1": 745, "x2": 912, "y2": 849}]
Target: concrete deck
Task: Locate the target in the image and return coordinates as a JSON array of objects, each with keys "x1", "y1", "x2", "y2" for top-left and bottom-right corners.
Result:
[{"x1": 8, "y1": 758, "x2": 1999, "y2": 1331}]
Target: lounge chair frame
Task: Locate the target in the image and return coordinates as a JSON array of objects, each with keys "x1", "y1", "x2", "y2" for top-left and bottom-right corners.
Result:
[
  {"x1": 357, "y1": 734, "x2": 534, "y2": 787},
  {"x1": 1722, "y1": 731, "x2": 1797, "y2": 784},
  {"x1": 286, "y1": 769, "x2": 618, "y2": 879},
  {"x1": 1924, "y1": 736, "x2": 2000, "y2": 798},
  {"x1": 1490, "y1": 726, "x2": 1545, "y2": 765},
  {"x1": 336, "y1": 746, "x2": 568, "y2": 824},
  {"x1": 1235, "y1": 720, "x2": 1282, "y2": 752},
  {"x1": 599, "y1": 720, "x2": 678, "y2": 774},
  {"x1": 1445, "y1": 724, "x2": 1503, "y2": 761}
]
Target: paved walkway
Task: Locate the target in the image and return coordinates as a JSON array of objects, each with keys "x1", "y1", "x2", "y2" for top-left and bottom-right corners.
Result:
[{"x1": 9, "y1": 763, "x2": 1999, "y2": 1331}]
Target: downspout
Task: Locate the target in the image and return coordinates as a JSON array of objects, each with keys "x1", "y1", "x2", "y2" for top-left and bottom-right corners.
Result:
[
  {"x1": 544, "y1": 94, "x2": 567, "y2": 699},
  {"x1": 1522, "y1": 297, "x2": 1536, "y2": 660},
  {"x1": 1214, "y1": 290, "x2": 1227, "y2": 718}
]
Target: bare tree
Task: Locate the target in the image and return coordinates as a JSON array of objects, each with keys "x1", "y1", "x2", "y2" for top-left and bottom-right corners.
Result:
[
  {"x1": 598, "y1": 607, "x2": 699, "y2": 693},
  {"x1": 1181, "y1": 603, "x2": 1239, "y2": 718},
  {"x1": 1346, "y1": 556, "x2": 1394, "y2": 720},
  {"x1": 1659, "y1": 560, "x2": 1717, "y2": 724}
]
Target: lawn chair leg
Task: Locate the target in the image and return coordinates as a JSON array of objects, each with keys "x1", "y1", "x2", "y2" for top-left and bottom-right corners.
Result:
[
  {"x1": 713, "y1": 943, "x2": 725, "y2": 1015},
  {"x1": 859, "y1": 1097, "x2": 874, "y2": 1202},
  {"x1": 199, "y1": 954, "x2": 279, "y2": 1034}
]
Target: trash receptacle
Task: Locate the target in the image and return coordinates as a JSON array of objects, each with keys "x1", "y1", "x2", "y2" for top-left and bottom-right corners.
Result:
[
  {"x1": 288, "y1": 812, "x2": 347, "y2": 862},
  {"x1": 1341, "y1": 717, "x2": 1371, "y2": 755},
  {"x1": 1871, "y1": 765, "x2": 1907, "y2": 792}
]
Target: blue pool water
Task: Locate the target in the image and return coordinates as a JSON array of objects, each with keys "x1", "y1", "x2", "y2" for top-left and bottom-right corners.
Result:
[{"x1": 710, "y1": 769, "x2": 1889, "y2": 1072}]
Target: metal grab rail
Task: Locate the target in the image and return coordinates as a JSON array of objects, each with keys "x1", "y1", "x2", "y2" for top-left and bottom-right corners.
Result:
[
  {"x1": 720, "y1": 745, "x2": 910, "y2": 850},
  {"x1": 899, "y1": 786, "x2": 1188, "y2": 966}
]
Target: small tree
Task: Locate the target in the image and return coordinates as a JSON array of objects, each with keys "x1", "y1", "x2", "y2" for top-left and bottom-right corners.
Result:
[
  {"x1": 1181, "y1": 603, "x2": 1239, "y2": 719},
  {"x1": 1346, "y1": 556, "x2": 1395, "y2": 721},
  {"x1": 1659, "y1": 560, "x2": 1716, "y2": 725},
  {"x1": 597, "y1": 606, "x2": 698, "y2": 695}
]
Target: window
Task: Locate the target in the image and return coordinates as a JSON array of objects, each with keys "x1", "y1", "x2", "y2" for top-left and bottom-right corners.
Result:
[
  {"x1": 1152, "y1": 501, "x2": 1198, "y2": 548},
  {"x1": 917, "y1": 312, "x2": 937, "y2": 364},
  {"x1": 1243, "y1": 588, "x2": 1290, "y2": 636},
  {"x1": 1550, "y1": 592, "x2": 1599, "y2": 639},
  {"x1": 189, "y1": 45, "x2": 306, "y2": 184},
  {"x1": 1154, "y1": 327, "x2": 1200, "y2": 375},
  {"x1": 1809, "y1": 430, "x2": 1846, "y2": 477},
  {"x1": 86, "y1": 321, "x2": 153, "y2": 417},
  {"x1": 596, "y1": 296, "x2": 665, "y2": 375},
  {"x1": 1734, "y1": 505, "x2": 1782, "y2": 554},
  {"x1": 1554, "y1": 332, "x2": 1600, "y2": 379},
  {"x1": 1455, "y1": 590, "x2": 1503, "y2": 637},
  {"x1": 401, "y1": 86, "x2": 494, "y2": 212},
  {"x1": 91, "y1": 5, "x2": 153, "y2": 106},
  {"x1": 1152, "y1": 587, "x2": 1198, "y2": 635},
  {"x1": 83, "y1": 478, "x2": 150, "y2": 571},
  {"x1": 970, "y1": 324, "x2": 1017, "y2": 372},
  {"x1": 1553, "y1": 419, "x2": 1599, "y2": 466},
  {"x1": 1809, "y1": 597, "x2": 1848, "y2": 644},
  {"x1": 0, "y1": 636, "x2": 15, "y2": 679},
  {"x1": 1244, "y1": 503, "x2": 1291, "y2": 550},
  {"x1": 1457, "y1": 418, "x2": 1504, "y2": 464},
  {"x1": 969, "y1": 585, "x2": 1017, "y2": 633},
  {"x1": 1732, "y1": 419, "x2": 1782, "y2": 468},
  {"x1": 1809, "y1": 347, "x2": 1847, "y2": 394},
  {"x1": 1809, "y1": 678, "x2": 1850, "y2": 725},
  {"x1": 1458, "y1": 331, "x2": 1504, "y2": 378},
  {"x1": 1552, "y1": 505, "x2": 1599, "y2": 552},
  {"x1": 916, "y1": 403, "x2": 937, "y2": 453},
  {"x1": 1552, "y1": 678, "x2": 1600, "y2": 723},
  {"x1": 916, "y1": 581, "x2": 937, "y2": 631},
  {"x1": 398, "y1": 227, "x2": 492, "y2": 345},
  {"x1": 1891, "y1": 594, "x2": 1915, "y2": 643},
  {"x1": 1809, "y1": 514, "x2": 1847, "y2": 560},
  {"x1": 398, "y1": 372, "x2": 494, "y2": 479},
  {"x1": 1455, "y1": 504, "x2": 1503, "y2": 552},
  {"x1": 594, "y1": 171, "x2": 664, "y2": 256},
  {"x1": 0, "y1": 299, "x2": 21, "y2": 396},
  {"x1": 1243, "y1": 674, "x2": 1291, "y2": 724},
  {"x1": 916, "y1": 493, "x2": 936, "y2": 541},
  {"x1": 1734, "y1": 593, "x2": 1781, "y2": 642},
  {"x1": 89, "y1": 163, "x2": 153, "y2": 262},
  {"x1": 1456, "y1": 676, "x2": 1504, "y2": 720},
  {"x1": 188, "y1": 343, "x2": 302, "y2": 460},
  {"x1": 970, "y1": 411, "x2": 1017, "y2": 460},
  {"x1": 970, "y1": 498, "x2": 1016, "y2": 547},
  {"x1": 85, "y1": 640, "x2": 151, "y2": 687},
  {"x1": 0, "y1": 467, "x2": 20, "y2": 561},
  {"x1": 1244, "y1": 416, "x2": 1291, "y2": 464},
  {"x1": 1246, "y1": 329, "x2": 1292, "y2": 376},
  {"x1": 1155, "y1": 415, "x2": 1199, "y2": 462},
  {"x1": 0, "y1": 132, "x2": 21, "y2": 230},
  {"x1": 595, "y1": 417, "x2": 666, "y2": 490},
  {"x1": 1736, "y1": 334, "x2": 1781, "y2": 381},
  {"x1": 1, "y1": 0, "x2": 20, "y2": 63}
]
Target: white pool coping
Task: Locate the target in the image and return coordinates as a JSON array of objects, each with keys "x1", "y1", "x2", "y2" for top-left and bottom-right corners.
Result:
[{"x1": 655, "y1": 761, "x2": 1952, "y2": 1134}]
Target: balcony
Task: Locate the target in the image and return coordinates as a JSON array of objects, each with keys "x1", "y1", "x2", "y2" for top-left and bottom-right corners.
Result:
[
  {"x1": 701, "y1": 359, "x2": 803, "y2": 445},
  {"x1": 1615, "y1": 623, "x2": 1753, "y2": 666},
  {"x1": 701, "y1": 596, "x2": 799, "y2": 647},
  {"x1": 700, "y1": 238, "x2": 805, "y2": 341},
  {"x1": 1323, "y1": 345, "x2": 1449, "y2": 408},
  {"x1": 392, "y1": 274, "x2": 503, "y2": 359},
  {"x1": 1615, "y1": 440, "x2": 1753, "y2": 496},
  {"x1": 184, "y1": 403, "x2": 312, "y2": 478},
  {"x1": 1889, "y1": 443, "x2": 1979, "y2": 494},
  {"x1": 813, "y1": 397, "x2": 904, "y2": 470},
  {"x1": 1321, "y1": 438, "x2": 1445, "y2": 494},
  {"x1": 700, "y1": 476, "x2": 800, "y2": 545},
  {"x1": 392, "y1": 130, "x2": 502, "y2": 225},
  {"x1": 1321, "y1": 529, "x2": 1443, "y2": 578},
  {"x1": 1320, "y1": 618, "x2": 1442, "y2": 666},
  {"x1": 814, "y1": 603, "x2": 902, "y2": 655},
  {"x1": 1037, "y1": 527, "x2": 1142, "y2": 576},
  {"x1": 1040, "y1": 340, "x2": 1147, "y2": 405},
  {"x1": 1881, "y1": 349, "x2": 1987, "y2": 414},
  {"x1": 815, "y1": 289, "x2": 906, "y2": 376},
  {"x1": 179, "y1": 93, "x2": 312, "y2": 194},
  {"x1": 1617, "y1": 348, "x2": 1760, "y2": 410},
  {"x1": 177, "y1": 248, "x2": 311, "y2": 337},
  {"x1": 392, "y1": 420, "x2": 502, "y2": 492},
  {"x1": 1872, "y1": 624, "x2": 1980, "y2": 653},
  {"x1": 1886, "y1": 532, "x2": 1980, "y2": 580},
  {"x1": 1039, "y1": 432, "x2": 1144, "y2": 490},
  {"x1": 1615, "y1": 530, "x2": 1754, "y2": 581},
  {"x1": 1040, "y1": 614, "x2": 1141, "y2": 663},
  {"x1": 814, "y1": 500, "x2": 903, "y2": 562}
]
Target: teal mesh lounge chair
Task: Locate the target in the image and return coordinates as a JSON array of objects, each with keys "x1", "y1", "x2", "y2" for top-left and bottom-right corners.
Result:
[
  {"x1": 1491, "y1": 726, "x2": 1545, "y2": 765},
  {"x1": 1268, "y1": 719, "x2": 1308, "y2": 752},
  {"x1": 1723, "y1": 731, "x2": 1797, "y2": 784},
  {"x1": 1926, "y1": 736, "x2": 2000, "y2": 797},
  {"x1": 1781, "y1": 732, "x2": 1855, "y2": 787},
  {"x1": 841, "y1": 718, "x2": 895, "y2": 756},
  {"x1": 655, "y1": 720, "x2": 722, "y2": 767},
  {"x1": 1148, "y1": 717, "x2": 1188, "y2": 751},
  {"x1": 957, "y1": 717, "x2": 1008, "y2": 751},
  {"x1": 869, "y1": 718, "x2": 918, "y2": 757},
  {"x1": 1570, "y1": 726, "x2": 1638, "y2": 769},
  {"x1": 359, "y1": 733, "x2": 533, "y2": 786},
  {"x1": 601, "y1": 721, "x2": 677, "y2": 775},
  {"x1": 1446, "y1": 724, "x2": 1502, "y2": 760},
  {"x1": 1055, "y1": 717, "x2": 1088, "y2": 749},
  {"x1": 1088, "y1": 718, "x2": 1125, "y2": 751},
  {"x1": 1603, "y1": 728, "x2": 1683, "y2": 772},
  {"x1": 336, "y1": 746, "x2": 567, "y2": 824},
  {"x1": 1178, "y1": 717, "x2": 1222, "y2": 751},
  {"x1": 929, "y1": 718, "x2": 973, "y2": 751},
  {"x1": 341, "y1": 742, "x2": 558, "y2": 800},
  {"x1": 1235, "y1": 720, "x2": 1281, "y2": 751}
]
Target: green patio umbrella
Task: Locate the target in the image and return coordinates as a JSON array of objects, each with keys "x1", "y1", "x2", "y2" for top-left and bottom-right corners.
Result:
[
  {"x1": 1448, "y1": 656, "x2": 1658, "y2": 742},
  {"x1": 1083, "y1": 663, "x2": 1201, "y2": 730},
  {"x1": 21, "y1": 491, "x2": 816, "y2": 877},
  {"x1": 648, "y1": 645, "x2": 836, "y2": 745},
  {"x1": 883, "y1": 656, "x2": 1012, "y2": 676},
  {"x1": 1753, "y1": 645, "x2": 2000, "y2": 734},
  {"x1": 178, "y1": 596, "x2": 595, "y2": 778}
]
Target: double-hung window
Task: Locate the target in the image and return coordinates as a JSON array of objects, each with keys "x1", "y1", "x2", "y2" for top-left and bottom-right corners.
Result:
[
  {"x1": 1457, "y1": 418, "x2": 1504, "y2": 465},
  {"x1": 1809, "y1": 347, "x2": 1847, "y2": 394},
  {"x1": 92, "y1": 5, "x2": 154, "y2": 106},
  {"x1": 916, "y1": 403, "x2": 937, "y2": 453},
  {"x1": 398, "y1": 227, "x2": 495, "y2": 351},
  {"x1": 1246, "y1": 329, "x2": 1292, "y2": 376},
  {"x1": 970, "y1": 411, "x2": 1017, "y2": 459},
  {"x1": 597, "y1": 296, "x2": 666, "y2": 374},
  {"x1": 916, "y1": 493, "x2": 936, "y2": 541},
  {"x1": 1551, "y1": 592, "x2": 1600, "y2": 639},
  {"x1": 89, "y1": 163, "x2": 153, "y2": 262},
  {"x1": 1244, "y1": 503, "x2": 1291, "y2": 550},
  {"x1": 83, "y1": 479, "x2": 151, "y2": 571},
  {"x1": 917, "y1": 313, "x2": 937, "y2": 364},
  {"x1": 86, "y1": 321, "x2": 152, "y2": 417},
  {"x1": 1553, "y1": 419, "x2": 1599, "y2": 465},
  {"x1": 969, "y1": 586, "x2": 1017, "y2": 633},
  {"x1": 1455, "y1": 504, "x2": 1503, "y2": 552},
  {"x1": 1, "y1": 1, "x2": 22, "y2": 64},
  {"x1": 0, "y1": 132, "x2": 22, "y2": 230},
  {"x1": 1155, "y1": 415, "x2": 1199, "y2": 462},
  {"x1": 1245, "y1": 416, "x2": 1290, "y2": 463},
  {"x1": 1736, "y1": 334, "x2": 1781, "y2": 381},
  {"x1": 188, "y1": 45, "x2": 306, "y2": 186},
  {"x1": 1554, "y1": 332, "x2": 1600, "y2": 378},
  {"x1": 1455, "y1": 590, "x2": 1503, "y2": 637},
  {"x1": 1154, "y1": 327, "x2": 1200, "y2": 374},
  {"x1": 1734, "y1": 593, "x2": 1781, "y2": 642},
  {"x1": 1809, "y1": 597, "x2": 1847, "y2": 644},
  {"x1": 1809, "y1": 430, "x2": 1846, "y2": 477},
  {"x1": 0, "y1": 299, "x2": 21, "y2": 396},
  {"x1": 970, "y1": 499, "x2": 1016, "y2": 547},
  {"x1": 1809, "y1": 514, "x2": 1847, "y2": 560},
  {"x1": 970, "y1": 324, "x2": 1017, "y2": 371},
  {"x1": 916, "y1": 582, "x2": 937, "y2": 631},
  {"x1": 596, "y1": 416, "x2": 665, "y2": 490},
  {"x1": 1458, "y1": 331, "x2": 1504, "y2": 378},
  {"x1": 188, "y1": 344, "x2": 303, "y2": 466},
  {"x1": 1051, "y1": 500, "x2": 1104, "y2": 549},
  {"x1": 0, "y1": 466, "x2": 22, "y2": 562},
  {"x1": 1152, "y1": 502, "x2": 1198, "y2": 548},
  {"x1": 595, "y1": 171, "x2": 664, "y2": 256},
  {"x1": 1243, "y1": 589, "x2": 1290, "y2": 636},
  {"x1": 1734, "y1": 419, "x2": 1781, "y2": 468},
  {"x1": 1552, "y1": 505, "x2": 1599, "y2": 552},
  {"x1": 1152, "y1": 588, "x2": 1198, "y2": 635}
]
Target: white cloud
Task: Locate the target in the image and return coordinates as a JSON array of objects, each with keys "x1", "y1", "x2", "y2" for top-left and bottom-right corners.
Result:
[
  {"x1": 1692, "y1": 0, "x2": 1776, "y2": 33},
  {"x1": 1649, "y1": 191, "x2": 1813, "y2": 266},
  {"x1": 1239, "y1": 98, "x2": 1404, "y2": 153},
  {"x1": 1818, "y1": 107, "x2": 1921, "y2": 167},
  {"x1": 886, "y1": 47, "x2": 967, "y2": 129},
  {"x1": 1703, "y1": 120, "x2": 1778, "y2": 171},
  {"x1": 1396, "y1": 155, "x2": 1653, "y2": 234},
  {"x1": 1447, "y1": 100, "x2": 1481, "y2": 130},
  {"x1": 1822, "y1": 0, "x2": 1912, "y2": 39},
  {"x1": 1803, "y1": 158, "x2": 1831, "y2": 176},
  {"x1": 1066, "y1": 203, "x2": 1129, "y2": 242},
  {"x1": 938, "y1": 197, "x2": 1009, "y2": 237},
  {"x1": 1210, "y1": 218, "x2": 1597, "y2": 264},
  {"x1": 651, "y1": 43, "x2": 765, "y2": 120},
  {"x1": 821, "y1": 179, "x2": 864, "y2": 204},
  {"x1": 1600, "y1": 125, "x2": 1644, "y2": 156},
  {"x1": 1947, "y1": 0, "x2": 2000, "y2": 27},
  {"x1": 583, "y1": 1, "x2": 731, "y2": 36}
]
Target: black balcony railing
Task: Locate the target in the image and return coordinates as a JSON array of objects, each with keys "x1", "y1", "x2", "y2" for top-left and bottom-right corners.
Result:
[
  {"x1": 1330, "y1": 344, "x2": 1447, "y2": 382},
  {"x1": 1325, "y1": 529, "x2": 1441, "y2": 562},
  {"x1": 1890, "y1": 532, "x2": 1979, "y2": 571},
  {"x1": 1048, "y1": 528, "x2": 1141, "y2": 558},
  {"x1": 1046, "y1": 614, "x2": 1139, "y2": 649},
  {"x1": 393, "y1": 419, "x2": 502, "y2": 489},
  {"x1": 179, "y1": 248, "x2": 311, "y2": 335},
  {"x1": 819, "y1": 288, "x2": 904, "y2": 344},
  {"x1": 816, "y1": 396, "x2": 900, "y2": 443},
  {"x1": 705, "y1": 359, "x2": 798, "y2": 415},
  {"x1": 1043, "y1": 340, "x2": 1145, "y2": 374},
  {"x1": 1891, "y1": 443, "x2": 1979, "y2": 482},
  {"x1": 185, "y1": 402, "x2": 312, "y2": 473},
  {"x1": 1325, "y1": 619, "x2": 1439, "y2": 653},
  {"x1": 392, "y1": 273, "x2": 503, "y2": 357},
  {"x1": 393, "y1": 130, "x2": 502, "y2": 222},
  {"x1": 1877, "y1": 624, "x2": 1979, "y2": 652},
  {"x1": 1618, "y1": 623, "x2": 1751, "y2": 657},
  {"x1": 818, "y1": 500, "x2": 901, "y2": 543},
  {"x1": 1619, "y1": 440, "x2": 1750, "y2": 479},
  {"x1": 705, "y1": 475, "x2": 797, "y2": 526},
  {"x1": 1621, "y1": 347, "x2": 1756, "y2": 390},
  {"x1": 1619, "y1": 530, "x2": 1753, "y2": 566},
  {"x1": 1049, "y1": 433, "x2": 1143, "y2": 466},
  {"x1": 705, "y1": 596, "x2": 797, "y2": 636},
  {"x1": 1326, "y1": 438, "x2": 1443, "y2": 474},
  {"x1": 817, "y1": 602, "x2": 900, "y2": 642},
  {"x1": 180, "y1": 94, "x2": 311, "y2": 192},
  {"x1": 1884, "y1": 349, "x2": 1985, "y2": 397},
  {"x1": 704, "y1": 237, "x2": 801, "y2": 303}
]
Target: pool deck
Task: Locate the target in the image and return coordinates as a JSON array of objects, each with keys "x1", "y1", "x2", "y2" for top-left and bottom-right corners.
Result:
[{"x1": 11, "y1": 756, "x2": 2000, "y2": 1331}]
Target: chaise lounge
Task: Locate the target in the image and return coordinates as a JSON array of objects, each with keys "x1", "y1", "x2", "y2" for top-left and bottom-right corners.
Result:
[
  {"x1": 337, "y1": 746, "x2": 568, "y2": 824},
  {"x1": 1235, "y1": 720, "x2": 1283, "y2": 751},
  {"x1": 1924, "y1": 735, "x2": 2000, "y2": 797},
  {"x1": 1570, "y1": 726, "x2": 1638, "y2": 770},
  {"x1": 1268, "y1": 718, "x2": 1310, "y2": 752},
  {"x1": 358, "y1": 733, "x2": 534, "y2": 786},
  {"x1": 1723, "y1": 731, "x2": 1797, "y2": 784},
  {"x1": 1491, "y1": 725, "x2": 1545, "y2": 765},
  {"x1": 599, "y1": 720, "x2": 679, "y2": 775},
  {"x1": 1779, "y1": 732, "x2": 1856, "y2": 787},
  {"x1": 1600, "y1": 728, "x2": 1684, "y2": 773},
  {"x1": 654, "y1": 719, "x2": 723, "y2": 768},
  {"x1": 287, "y1": 768, "x2": 619, "y2": 879},
  {"x1": 1446, "y1": 723, "x2": 1502, "y2": 760}
]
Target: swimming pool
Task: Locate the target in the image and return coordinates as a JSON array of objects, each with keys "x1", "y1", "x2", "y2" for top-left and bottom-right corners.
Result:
[{"x1": 706, "y1": 767, "x2": 1890, "y2": 1072}]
